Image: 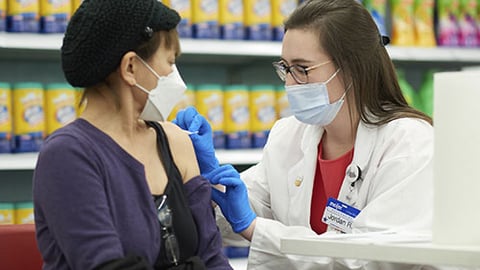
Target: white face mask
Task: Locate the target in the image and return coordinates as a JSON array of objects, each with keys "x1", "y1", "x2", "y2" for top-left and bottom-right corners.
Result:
[
  {"x1": 135, "y1": 57, "x2": 186, "y2": 122},
  {"x1": 285, "y1": 69, "x2": 345, "y2": 125}
]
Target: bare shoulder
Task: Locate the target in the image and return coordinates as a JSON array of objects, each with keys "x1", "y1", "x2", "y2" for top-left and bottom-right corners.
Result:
[
  {"x1": 159, "y1": 122, "x2": 200, "y2": 183},
  {"x1": 160, "y1": 121, "x2": 193, "y2": 147}
]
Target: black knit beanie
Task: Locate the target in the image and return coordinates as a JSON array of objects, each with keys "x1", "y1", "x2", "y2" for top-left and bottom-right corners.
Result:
[{"x1": 61, "y1": 0, "x2": 181, "y2": 87}]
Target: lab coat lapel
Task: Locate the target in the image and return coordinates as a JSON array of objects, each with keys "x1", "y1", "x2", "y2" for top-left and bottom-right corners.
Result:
[
  {"x1": 286, "y1": 124, "x2": 323, "y2": 226},
  {"x1": 337, "y1": 121, "x2": 377, "y2": 206}
]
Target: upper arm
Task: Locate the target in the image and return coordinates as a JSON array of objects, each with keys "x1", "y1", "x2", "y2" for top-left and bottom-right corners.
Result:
[
  {"x1": 160, "y1": 122, "x2": 200, "y2": 183},
  {"x1": 33, "y1": 135, "x2": 123, "y2": 269}
]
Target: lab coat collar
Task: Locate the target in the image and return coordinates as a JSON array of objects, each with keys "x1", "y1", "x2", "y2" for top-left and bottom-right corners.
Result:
[{"x1": 352, "y1": 121, "x2": 378, "y2": 171}]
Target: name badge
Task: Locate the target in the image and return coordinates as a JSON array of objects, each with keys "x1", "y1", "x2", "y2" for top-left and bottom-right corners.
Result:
[{"x1": 322, "y1": 197, "x2": 360, "y2": 233}]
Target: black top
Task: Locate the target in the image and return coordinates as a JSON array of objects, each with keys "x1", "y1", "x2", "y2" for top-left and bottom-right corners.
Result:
[{"x1": 147, "y1": 121, "x2": 198, "y2": 268}]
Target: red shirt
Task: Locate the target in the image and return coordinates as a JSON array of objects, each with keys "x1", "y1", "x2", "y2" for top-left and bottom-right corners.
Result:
[{"x1": 310, "y1": 140, "x2": 354, "y2": 234}]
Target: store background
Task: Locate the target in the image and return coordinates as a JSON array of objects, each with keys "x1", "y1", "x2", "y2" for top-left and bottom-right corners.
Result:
[{"x1": 0, "y1": 0, "x2": 480, "y2": 268}]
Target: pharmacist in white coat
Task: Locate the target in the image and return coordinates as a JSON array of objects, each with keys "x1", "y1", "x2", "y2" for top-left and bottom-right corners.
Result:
[{"x1": 175, "y1": 0, "x2": 436, "y2": 269}]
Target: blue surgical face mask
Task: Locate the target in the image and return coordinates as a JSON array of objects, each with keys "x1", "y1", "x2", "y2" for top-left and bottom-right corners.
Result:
[{"x1": 285, "y1": 69, "x2": 345, "y2": 125}]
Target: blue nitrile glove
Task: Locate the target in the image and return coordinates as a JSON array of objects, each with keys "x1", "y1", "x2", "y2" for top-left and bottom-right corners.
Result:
[
  {"x1": 172, "y1": 107, "x2": 219, "y2": 176},
  {"x1": 204, "y1": 164, "x2": 257, "y2": 233}
]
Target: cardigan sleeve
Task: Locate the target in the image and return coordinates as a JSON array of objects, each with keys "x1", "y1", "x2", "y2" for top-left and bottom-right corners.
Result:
[
  {"x1": 183, "y1": 176, "x2": 233, "y2": 270},
  {"x1": 33, "y1": 133, "x2": 125, "y2": 270}
]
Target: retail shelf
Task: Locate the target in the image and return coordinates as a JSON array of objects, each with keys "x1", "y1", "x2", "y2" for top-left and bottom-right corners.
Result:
[
  {"x1": 281, "y1": 235, "x2": 480, "y2": 267},
  {"x1": 0, "y1": 33, "x2": 281, "y2": 56},
  {"x1": 0, "y1": 153, "x2": 38, "y2": 170},
  {"x1": 216, "y1": 149, "x2": 263, "y2": 165},
  {"x1": 1, "y1": 33, "x2": 480, "y2": 62},
  {"x1": 0, "y1": 149, "x2": 262, "y2": 171},
  {"x1": 387, "y1": 46, "x2": 480, "y2": 62},
  {"x1": 0, "y1": 33, "x2": 63, "y2": 50}
]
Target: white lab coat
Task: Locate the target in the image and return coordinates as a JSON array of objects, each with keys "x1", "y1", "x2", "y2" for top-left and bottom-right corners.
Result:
[{"x1": 217, "y1": 116, "x2": 438, "y2": 270}]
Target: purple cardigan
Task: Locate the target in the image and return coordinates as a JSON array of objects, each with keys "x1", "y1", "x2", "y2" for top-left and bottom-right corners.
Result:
[{"x1": 33, "y1": 119, "x2": 232, "y2": 270}]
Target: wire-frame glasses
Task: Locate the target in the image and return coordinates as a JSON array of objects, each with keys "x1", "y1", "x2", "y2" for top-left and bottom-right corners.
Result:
[{"x1": 272, "y1": 60, "x2": 331, "y2": 84}]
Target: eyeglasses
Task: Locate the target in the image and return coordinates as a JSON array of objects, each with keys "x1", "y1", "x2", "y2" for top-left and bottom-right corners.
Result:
[
  {"x1": 272, "y1": 60, "x2": 331, "y2": 84},
  {"x1": 157, "y1": 194, "x2": 180, "y2": 266}
]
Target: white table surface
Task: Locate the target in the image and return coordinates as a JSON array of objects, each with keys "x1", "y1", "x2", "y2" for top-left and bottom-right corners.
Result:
[{"x1": 280, "y1": 232, "x2": 480, "y2": 268}]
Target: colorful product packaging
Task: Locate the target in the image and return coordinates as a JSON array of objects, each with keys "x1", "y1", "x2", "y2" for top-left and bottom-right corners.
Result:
[
  {"x1": 275, "y1": 85, "x2": 291, "y2": 119},
  {"x1": 167, "y1": 84, "x2": 196, "y2": 121},
  {"x1": 75, "y1": 87, "x2": 86, "y2": 117},
  {"x1": 390, "y1": 0, "x2": 416, "y2": 46},
  {"x1": 413, "y1": 0, "x2": 436, "y2": 47},
  {"x1": 71, "y1": 0, "x2": 83, "y2": 15},
  {"x1": 219, "y1": 0, "x2": 244, "y2": 39},
  {"x1": 12, "y1": 82, "x2": 45, "y2": 153},
  {"x1": 6, "y1": 0, "x2": 40, "y2": 32},
  {"x1": 271, "y1": 0, "x2": 296, "y2": 41},
  {"x1": 39, "y1": 0, "x2": 70, "y2": 33},
  {"x1": 224, "y1": 84, "x2": 250, "y2": 149},
  {"x1": 458, "y1": 0, "x2": 478, "y2": 47},
  {"x1": 14, "y1": 201, "x2": 34, "y2": 224},
  {"x1": 249, "y1": 84, "x2": 276, "y2": 148},
  {"x1": 437, "y1": 0, "x2": 461, "y2": 46},
  {"x1": 165, "y1": 0, "x2": 193, "y2": 38},
  {"x1": 477, "y1": 0, "x2": 480, "y2": 46},
  {"x1": 192, "y1": 0, "x2": 220, "y2": 39},
  {"x1": 195, "y1": 84, "x2": 225, "y2": 148},
  {"x1": 0, "y1": 0, "x2": 6, "y2": 31},
  {"x1": 0, "y1": 82, "x2": 12, "y2": 153},
  {"x1": 363, "y1": 0, "x2": 388, "y2": 37},
  {"x1": 44, "y1": 83, "x2": 77, "y2": 136},
  {"x1": 0, "y1": 202, "x2": 14, "y2": 225},
  {"x1": 243, "y1": 0, "x2": 272, "y2": 40}
]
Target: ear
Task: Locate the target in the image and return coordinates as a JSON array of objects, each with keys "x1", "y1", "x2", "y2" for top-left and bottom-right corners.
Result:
[{"x1": 119, "y1": 51, "x2": 139, "y2": 87}]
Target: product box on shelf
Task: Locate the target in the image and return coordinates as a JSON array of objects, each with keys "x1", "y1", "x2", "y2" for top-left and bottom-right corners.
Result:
[
  {"x1": 224, "y1": 84, "x2": 250, "y2": 149},
  {"x1": 195, "y1": 84, "x2": 225, "y2": 148},
  {"x1": 249, "y1": 84, "x2": 275, "y2": 148},
  {"x1": 165, "y1": 0, "x2": 193, "y2": 38},
  {"x1": 458, "y1": 0, "x2": 478, "y2": 47},
  {"x1": 14, "y1": 201, "x2": 34, "y2": 224},
  {"x1": 243, "y1": 0, "x2": 272, "y2": 40},
  {"x1": 390, "y1": 0, "x2": 416, "y2": 46},
  {"x1": 0, "y1": 0, "x2": 6, "y2": 32},
  {"x1": 192, "y1": 0, "x2": 220, "y2": 39},
  {"x1": 364, "y1": 0, "x2": 388, "y2": 37},
  {"x1": 0, "y1": 82, "x2": 12, "y2": 153},
  {"x1": 413, "y1": 0, "x2": 436, "y2": 47},
  {"x1": 167, "y1": 83, "x2": 196, "y2": 121},
  {"x1": 271, "y1": 0, "x2": 296, "y2": 41},
  {"x1": 39, "y1": 0, "x2": 70, "y2": 33},
  {"x1": 0, "y1": 202, "x2": 14, "y2": 225},
  {"x1": 44, "y1": 83, "x2": 77, "y2": 136},
  {"x1": 12, "y1": 82, "x2": 45, "y2": 153},
  {"x1": 0, "y1": 201, "x2": 34, "y2": 225},
  {"x1": 437, "y1": 0, "x2": 461, "y2": 46},
  {"x1": 219, "y1": 0, "x2": 244, "y2": 39},
  {"x1": 275, "y1": 85, "x2": 291, "y2": 119},
  {"x1": 6, "y1": 0, "x2": 40, "y2": 32}
]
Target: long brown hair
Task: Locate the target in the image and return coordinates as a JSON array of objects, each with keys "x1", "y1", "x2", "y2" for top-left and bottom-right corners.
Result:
[{"x1": 284, "y1": 0, "x2": 432, "y2": 125}]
